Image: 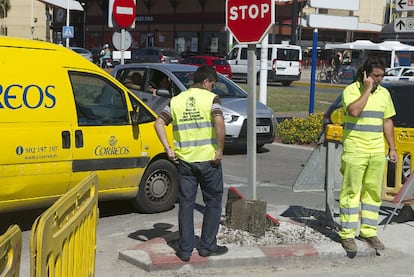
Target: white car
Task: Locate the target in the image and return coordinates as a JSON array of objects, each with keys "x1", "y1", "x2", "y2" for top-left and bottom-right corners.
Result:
[{"x1": 383, "y1": 66, "x2": 414, "y2": 81}]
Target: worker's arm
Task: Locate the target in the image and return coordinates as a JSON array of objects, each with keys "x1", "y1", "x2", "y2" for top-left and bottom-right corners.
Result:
[{"x1": 383, "y1": 118, "x2": 397, "y2": 163}]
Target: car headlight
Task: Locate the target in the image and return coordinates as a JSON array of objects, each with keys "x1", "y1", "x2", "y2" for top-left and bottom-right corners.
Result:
[{"x1": 223, "y1": 113, "x2": 239, "y2": 123}]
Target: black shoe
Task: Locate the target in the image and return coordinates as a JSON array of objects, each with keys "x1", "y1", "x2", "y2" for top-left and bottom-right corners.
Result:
[
  {"x1": 175, "y1": 251, "x2": 190, "y2": 262},
  {"x1": 198, "y1": 245, "x2": 228, "y2": 257}
]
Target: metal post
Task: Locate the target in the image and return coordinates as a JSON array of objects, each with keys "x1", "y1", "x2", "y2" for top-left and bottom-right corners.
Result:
[
  {"x1": 309, "y1": 28, "x2": 318, "y2": 114},
  {"x1": 66, "y1": 0, "x2": 70, "y2": 47},
  {"x1": 259, "y1": 35, "x2": 268, "y2": 105},
  {"x1": 247, "y1": 44, "x2": 257, "y2": 200},
  {"x1": 325, "y1": 141, "x2": 336, "y2": 223}
]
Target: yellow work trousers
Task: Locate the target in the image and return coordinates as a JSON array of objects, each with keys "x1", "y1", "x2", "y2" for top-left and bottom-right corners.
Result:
[{"x1": 339, "y1": 151, "x2": 386, "y2": 239}]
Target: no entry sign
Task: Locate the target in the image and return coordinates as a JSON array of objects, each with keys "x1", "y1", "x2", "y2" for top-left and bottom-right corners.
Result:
[
  {"x1": 113, "y1": 0, "x2": 136, "y2": 29},
  {"x1": 226, "y1": 0, "x2": 274, "y2": 44}
]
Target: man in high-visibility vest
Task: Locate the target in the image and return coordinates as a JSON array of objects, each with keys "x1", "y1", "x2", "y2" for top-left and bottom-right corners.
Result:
[
  {"x1": 339, "y1": 56, "x2": 397, "y2": 254},
  {"x1": 154, "y1": 65, "x2": 227, "y2": 262}
]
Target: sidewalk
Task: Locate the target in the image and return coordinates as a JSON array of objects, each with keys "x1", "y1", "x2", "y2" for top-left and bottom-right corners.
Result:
[{"x1": 117, "y1": 205, "x2": 413, "y2": 273}]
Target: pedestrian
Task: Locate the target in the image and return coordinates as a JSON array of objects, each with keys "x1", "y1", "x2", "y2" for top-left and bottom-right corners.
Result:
[
  {"x1": 99, "y1": 44, "x2": 111, "y2": 68},
  {"x1": 339, "y1": 56, "x2": 397, "y2": 254},
  {"x1": 154, "y1": 65, "x2": 228, "y2": 262}
]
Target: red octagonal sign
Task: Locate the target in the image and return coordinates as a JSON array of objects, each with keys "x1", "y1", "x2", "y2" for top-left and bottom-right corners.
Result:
[
  {"x1": 226, "y1": 0, "x2": 274, "y2": 44},
  {"x1": 113, "y1": 0, "x2": 136, "y2": 29}
]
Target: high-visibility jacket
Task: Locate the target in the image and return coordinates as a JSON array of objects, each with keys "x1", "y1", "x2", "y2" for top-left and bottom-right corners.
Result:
[
  {"x1": 171, "y1": 88, "x2": 217, "y2": 163},
  {"x1": 342, "y1": 82, "x2": 396, "y2": 153}
]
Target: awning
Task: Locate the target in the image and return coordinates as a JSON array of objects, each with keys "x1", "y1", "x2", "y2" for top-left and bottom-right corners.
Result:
[{"x1": 38, "y1": 0, "x2": 84, "y2": 11}]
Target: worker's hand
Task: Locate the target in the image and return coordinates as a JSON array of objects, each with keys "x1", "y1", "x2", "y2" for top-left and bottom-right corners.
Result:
[
  {"x1": 388, "y1": 149, "x2": 397, "y2": 163},
  {"x1": 363, "y1": 71, "x2": 374, "y2": 93},
  {"x1": 166, "y1": 148, "x2": 178, "y2": 164}
]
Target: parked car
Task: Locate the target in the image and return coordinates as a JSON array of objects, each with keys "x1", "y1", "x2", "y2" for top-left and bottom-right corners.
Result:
[
  {"x1": 69, "y1": 47, "x2": 93, "y2": 62},
  {"x1": 181, "y1": 55, "x2": 233, "y2": 79},
  {"x1": 133, "y1": 47, "x2": 181, "y2": 63},
  {"x1": 112, "y1": 63, "x2": 276, "y2": 149},
  {"x1": 323, "y1": 81, "x2": 414, "y2": 185},
  {"x1": 383, "y1": 66, "x2": 414, "y2": 81}
]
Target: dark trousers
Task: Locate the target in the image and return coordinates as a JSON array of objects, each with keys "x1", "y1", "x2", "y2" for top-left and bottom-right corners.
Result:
[{"x1": 177, "y1": 159, "x2": 223, "y2": 256}]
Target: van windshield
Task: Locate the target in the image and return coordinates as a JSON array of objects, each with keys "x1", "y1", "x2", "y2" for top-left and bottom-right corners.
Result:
[{"x1": 173, "y1": 71, "x2": 247, "y2": 98}]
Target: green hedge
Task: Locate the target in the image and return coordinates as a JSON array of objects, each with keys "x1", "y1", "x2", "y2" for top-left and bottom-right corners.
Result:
[{"x1": 276, "y1": 113, "x2": 324, "y2": 144}]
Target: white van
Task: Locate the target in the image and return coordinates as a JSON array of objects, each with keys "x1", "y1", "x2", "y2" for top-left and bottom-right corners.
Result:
[{"x1": 226, "y1": 44, "x2": 302, "y2": 86}]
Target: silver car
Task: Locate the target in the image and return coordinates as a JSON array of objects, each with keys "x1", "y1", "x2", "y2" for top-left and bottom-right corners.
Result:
[
  {"x1": 69, "y1": 47, "x2": 93, "y2": 62},
  {"x1": 112, "y1": 63, "x2": 276, "y2": 149}
]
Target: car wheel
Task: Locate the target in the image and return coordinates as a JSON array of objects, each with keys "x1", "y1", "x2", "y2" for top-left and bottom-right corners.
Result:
[
  {"x1": 133, "y1": 159, "x2": 179, "y2": 213},
  {"x1": 281, "y1": 81, "x2": 292, "y2": 86},
  {"x1": 402, "y1": 153, "x2": 411, "y2": 183}
]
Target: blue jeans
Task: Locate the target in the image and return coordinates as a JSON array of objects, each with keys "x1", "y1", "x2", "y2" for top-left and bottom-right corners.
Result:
[{"x1": 177, "y1": 160, "x2": 223, "y2": 256}]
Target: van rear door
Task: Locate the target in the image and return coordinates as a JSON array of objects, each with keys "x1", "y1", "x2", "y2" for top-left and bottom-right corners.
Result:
[{"x1": 273, "y1": 47, "x2": 301, "y2": 77}]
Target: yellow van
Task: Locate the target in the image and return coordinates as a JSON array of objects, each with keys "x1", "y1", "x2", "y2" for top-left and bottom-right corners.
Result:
[{"x1": 0, "y1": 37, "x2": 178, "y2": 213}]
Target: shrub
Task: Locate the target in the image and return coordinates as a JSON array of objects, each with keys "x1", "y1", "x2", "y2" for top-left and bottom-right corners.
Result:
[{"x1": 276, "y1": 113, "x2": 323, "y2": 144}]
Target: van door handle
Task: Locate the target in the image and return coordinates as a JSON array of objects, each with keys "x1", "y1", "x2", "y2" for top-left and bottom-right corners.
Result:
[
  {"x1": 75, "y1": 130, "x2": 84, "y2": 148},
  {"x1": 62, "y1": 131, "x2": 70, "y2": 149}
]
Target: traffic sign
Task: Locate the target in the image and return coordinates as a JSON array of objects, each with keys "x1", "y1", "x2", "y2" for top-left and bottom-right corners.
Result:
[
  {"x1": 394, "y1": 17, "x2": 414, "y2": 32},
  {"x1": 309, "y1": 0, "x2": 359, "y2": 11},
  {"x1": 308, "y1": 14, "x2": 358, "y2": 30},
  {"x1": 62, "y1": 26, "x2": 74, "y2": 39},
  {"x1": 226, "y1": 0, "x2": 274, "y2": 44},
  {"x1": 112, "y1": 0, "x2": 136, "y2": 28},
  {"x1": 396, "y1": 0, "x2": 414, "y2": 11}
]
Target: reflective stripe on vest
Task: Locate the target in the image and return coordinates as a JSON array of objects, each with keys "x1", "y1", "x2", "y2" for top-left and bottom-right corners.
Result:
[{"x1": 344, "y1": 110, "x2": 384, "y2": 132}]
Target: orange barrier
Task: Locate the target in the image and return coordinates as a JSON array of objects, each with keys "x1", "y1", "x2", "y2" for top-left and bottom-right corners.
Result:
[
  {"x1": 0, "y1": 225, "x2": 22, "y2": 277},
  {"x1": 30, "y1": 172, "x2": 99, "y2": 277}
]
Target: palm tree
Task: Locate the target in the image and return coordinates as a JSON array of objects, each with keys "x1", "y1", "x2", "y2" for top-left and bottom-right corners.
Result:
[{"x1": 0, "y1": 0, "x2": 11, "y2": 18}]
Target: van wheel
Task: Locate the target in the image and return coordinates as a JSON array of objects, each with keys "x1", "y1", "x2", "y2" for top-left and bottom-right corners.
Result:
[
  {"x1": 133, "y1": 159, "x2": 179, "y2": 213},
  {"x1": 281, "y1": 81, "x2": 292, "y2": 86}
]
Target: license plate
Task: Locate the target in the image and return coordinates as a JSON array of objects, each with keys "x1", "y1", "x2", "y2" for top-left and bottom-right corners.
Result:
[{"x1": 256, "y1": 126, "x2": 270, "y2": 133}]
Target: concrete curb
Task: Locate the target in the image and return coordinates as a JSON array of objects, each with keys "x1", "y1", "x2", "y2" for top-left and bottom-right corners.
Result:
[{"x1": 118, "y1": 228, "x2": 375, "y2": 272}]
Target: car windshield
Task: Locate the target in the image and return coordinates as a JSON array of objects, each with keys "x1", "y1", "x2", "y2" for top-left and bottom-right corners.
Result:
[{"x1": 173, "y1": 71, "x2": 247, "y2": 98}]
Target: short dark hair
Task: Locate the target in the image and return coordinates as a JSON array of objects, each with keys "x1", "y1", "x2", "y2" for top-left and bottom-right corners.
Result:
[
  {"x1": 193, "y1": 65, "x2": 217, "y2": 84},
  {"x1": 355, "y1": 56, "x2": 386, "y2": 82}
]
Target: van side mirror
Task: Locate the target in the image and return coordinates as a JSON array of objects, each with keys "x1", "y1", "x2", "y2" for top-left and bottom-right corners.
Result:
[
  {"x1": 156, "y1": 89, "x2": 171, "y2": 97},
  {"x1": 130, "y1": 105, "x2": 139, "y2": 125}
]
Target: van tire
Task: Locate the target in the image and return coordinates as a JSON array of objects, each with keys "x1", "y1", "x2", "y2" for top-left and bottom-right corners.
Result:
[
  {"x1": 281, "y1": 81, "x2": 292, "y2": 86},
  {"x1": 133, "y1": 159, "x2": 179, "y2": 213}
]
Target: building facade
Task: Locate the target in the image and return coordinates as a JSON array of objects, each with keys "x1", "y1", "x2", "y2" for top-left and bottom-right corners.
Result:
[{"x1": 2, "y1": 0, "x2": 413, "y2": 55}]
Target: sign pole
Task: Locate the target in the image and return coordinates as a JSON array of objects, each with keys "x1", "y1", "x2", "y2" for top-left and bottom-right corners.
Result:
[
  {"x1": 309, "y1": 28, "x2": 318, "y2": 114},
  {"x1": 66, "y1": 0, "x2": 70, "y2": 47},
  {"x1": 121, "y1": 28, "x2": 125, "y2": 65},
  {"x1": 247, "y1": 44, "x2": 257, "y2": 200}
]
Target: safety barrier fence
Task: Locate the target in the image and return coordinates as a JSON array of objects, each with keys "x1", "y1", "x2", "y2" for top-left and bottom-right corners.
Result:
[
  {"x1": 383, "y1": 130, "x2": 414, "y2": 202},
  {"x1": 0, "y1": 172, "x2": 98, "y2": 277},
  {"x1": 0, "y1": 225, "x2": 22, "y2": 277}
]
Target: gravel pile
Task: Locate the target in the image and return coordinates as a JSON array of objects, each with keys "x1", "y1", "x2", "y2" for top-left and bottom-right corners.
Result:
[{"x1": 217, "y1": 220, "x2": 332, "y2": 246}]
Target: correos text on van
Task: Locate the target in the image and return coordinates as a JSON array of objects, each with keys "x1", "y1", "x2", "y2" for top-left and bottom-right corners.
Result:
[
  {"x1": 226, "y1": 43, "x2": 302, "y2": 86},
  {"x1": 0, "y1": 37, "x2": 178, "y2": 213}
]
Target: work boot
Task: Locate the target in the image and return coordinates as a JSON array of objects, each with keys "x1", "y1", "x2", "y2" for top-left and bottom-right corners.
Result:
[
  {"x1": 362, "y1": 236, "x2": 385, "y2": 250},
  {"x1": 341, "y1": 238, "x2": 357, "y2": 253}
]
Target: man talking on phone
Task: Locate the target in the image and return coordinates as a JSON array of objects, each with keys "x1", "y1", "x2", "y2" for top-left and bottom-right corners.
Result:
[{"x1": 338, "y1": 56, "x2": 397, "y2": 255}]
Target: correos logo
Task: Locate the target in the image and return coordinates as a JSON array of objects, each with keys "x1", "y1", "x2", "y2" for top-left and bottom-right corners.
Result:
[{"x1": 0, "y1": 84, "x2": 56, "y2": 109}]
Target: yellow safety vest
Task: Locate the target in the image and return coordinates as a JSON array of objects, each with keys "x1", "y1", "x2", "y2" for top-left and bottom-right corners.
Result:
[
  {"x1": 171, "y1": 88, "x2": 217, "y2": 162},
  {"x1": 342, "y1": 82, "x2": 396, "y2": 153}
]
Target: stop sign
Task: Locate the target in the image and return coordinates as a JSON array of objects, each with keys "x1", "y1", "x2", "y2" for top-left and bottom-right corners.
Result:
[
  {"x1": 226, "y1": 0, "x2": 274, "y2": 44},
  {"x1": 113, "y1": 0, "x2": 136, "y2": 28}
]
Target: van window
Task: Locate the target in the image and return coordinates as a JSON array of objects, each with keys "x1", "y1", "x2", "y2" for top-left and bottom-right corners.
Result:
[
  {"x1": 277, "y1": 49, "x2": 300, "y2": 61},
  {"x1": 228, "y1": 48, "x2": 239, "y2": 60},
  {"x1": 70, "y1": 72, "x2": 129, "y2": 126},
  {"x1": 239, "y1": 47, "x2": 271, "y2": 61}
]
